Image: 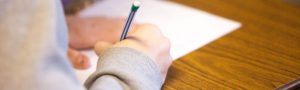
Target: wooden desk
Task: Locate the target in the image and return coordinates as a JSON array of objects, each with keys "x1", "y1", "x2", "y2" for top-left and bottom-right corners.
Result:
[{"x1": 164, "y1": 0, "x2": 300, "y2": 89}]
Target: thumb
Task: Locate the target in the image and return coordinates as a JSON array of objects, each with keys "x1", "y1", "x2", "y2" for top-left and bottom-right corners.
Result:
[
  {"x1": 67, "y1": 47, "x2": 91, "y2": 70},
  {"x1": 94, "y1": 41, "x2": 113, "y2": 55}
]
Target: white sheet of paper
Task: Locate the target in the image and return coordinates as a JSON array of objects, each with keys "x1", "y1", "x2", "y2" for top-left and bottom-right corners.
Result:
[{"x1": 75, "y1": 0, "x2": 241, "y2": 84}]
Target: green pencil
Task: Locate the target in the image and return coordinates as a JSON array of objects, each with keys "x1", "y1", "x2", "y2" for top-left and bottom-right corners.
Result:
[{"x1": 120, "y1": 1, "x2": 141, "y2": 41}]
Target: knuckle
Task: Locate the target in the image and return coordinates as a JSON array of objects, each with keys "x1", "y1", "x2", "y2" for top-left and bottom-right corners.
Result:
[
  {"x1": 141, "y1": 24, "x2": 159, "y2": 29},
  {"x1": 140, "y1": 24, "x2": 161, "y2": 32}
]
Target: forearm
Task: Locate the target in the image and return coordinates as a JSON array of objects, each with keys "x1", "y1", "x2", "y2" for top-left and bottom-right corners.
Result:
[
  {"x1": 85, "y1": 47, "x2": 163, "y2": 90},
  {"x1": 0, "y1": 0, "x2": 83, "y2": 89}
]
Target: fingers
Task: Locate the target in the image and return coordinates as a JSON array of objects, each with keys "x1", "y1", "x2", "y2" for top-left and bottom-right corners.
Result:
[
  {"x1": 67, "y1": 16, "x2": 126, "y2": 49},
  {"x1": 67, "y1": 47, "x2": 91, "y2": 70},
  {"x1": 94, "y1": 41, "x2": 113, "y2": 55}
]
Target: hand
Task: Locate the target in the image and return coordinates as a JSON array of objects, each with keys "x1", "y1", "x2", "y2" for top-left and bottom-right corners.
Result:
[
  {"x1": 67, "y1": 16, "x2": 125, "y2": 49},
  {"x1": 67, "y1": 47, "x2": 90, "y2": 70},
  {"x1": 66, "y1": 15, "x2": 125, "y2": 70},
  {"x1": 94, "y1": 24, "x2": 173, "y2": 80}
]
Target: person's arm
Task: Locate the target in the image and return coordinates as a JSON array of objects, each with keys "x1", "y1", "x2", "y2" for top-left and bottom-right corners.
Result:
[
  {"x1": 0, "y1": 0, "x2": 171, "y2": 90},
  {"x1": 0, "y1": 0, "x2": 85, "y2": 89},
  {"x1": 86, "y1": 47, "x2": 163, "y2": 90},
  {"x1": 85, "y1": 25, "x2": 172, "y2": 90}
]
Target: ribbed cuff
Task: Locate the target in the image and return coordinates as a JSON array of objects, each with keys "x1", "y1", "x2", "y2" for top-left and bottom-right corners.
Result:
[{"x1": 84, "y1": 47, "x2": 163, "y2": 90}]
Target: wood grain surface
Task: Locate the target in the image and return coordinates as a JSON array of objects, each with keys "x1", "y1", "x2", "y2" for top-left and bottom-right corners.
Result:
[{"x1": 163, "y1": 0, "x2": 300, "y2": 90}]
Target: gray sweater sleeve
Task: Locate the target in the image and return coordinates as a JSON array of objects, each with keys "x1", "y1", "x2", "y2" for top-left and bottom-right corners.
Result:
[{"x1": 85, "y1": 47, "x2": 163, "y2": 90}]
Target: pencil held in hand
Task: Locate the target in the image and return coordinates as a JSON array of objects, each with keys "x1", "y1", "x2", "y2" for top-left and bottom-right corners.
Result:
[{"x1": 120, "y1": 1, "x2": 141, "y2": 41}]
